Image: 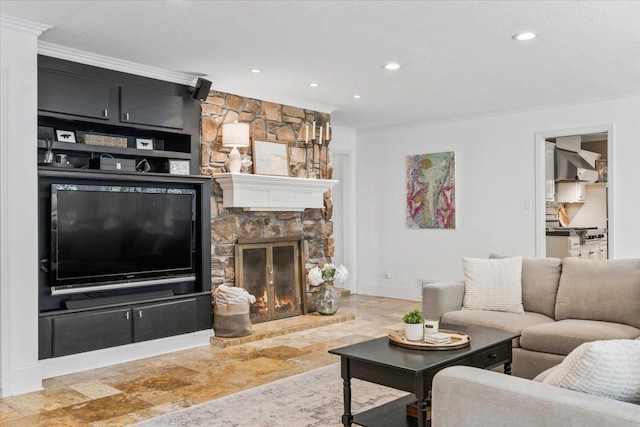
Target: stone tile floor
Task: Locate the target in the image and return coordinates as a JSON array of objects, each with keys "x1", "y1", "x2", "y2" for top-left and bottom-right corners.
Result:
[{"x1": 0, "y1": 295, "x2": 419, "y2": 426}]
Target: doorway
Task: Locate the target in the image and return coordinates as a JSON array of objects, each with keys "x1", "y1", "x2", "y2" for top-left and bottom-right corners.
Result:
[
  {"x1": 535, "y1": 126, "x2": 613, "y2": 259},
  {"x1": 330, "y1": 151, "x2": 354, "y2": 292}
]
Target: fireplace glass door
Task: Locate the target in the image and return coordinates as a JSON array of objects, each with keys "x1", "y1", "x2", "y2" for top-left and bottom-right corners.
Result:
[{"x1": 235, "y1": 241, "x2": 303, "y2": 323}]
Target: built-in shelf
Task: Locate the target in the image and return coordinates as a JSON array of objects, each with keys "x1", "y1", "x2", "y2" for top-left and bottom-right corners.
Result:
[
  {"x1": 213, "y1": 173, "x2": 338, "y2": 211},
  {"x1": 37, "y1": 140, "x2": 191, "y2": 160}
]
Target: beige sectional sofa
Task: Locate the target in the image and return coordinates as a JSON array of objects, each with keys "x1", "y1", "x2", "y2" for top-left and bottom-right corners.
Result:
[
  {"x1": 422, "y1": 256, "x2": 640, "y2": 379},
  {"x1": 431, "y1": 365, "x2": 640, "y2": 427}
]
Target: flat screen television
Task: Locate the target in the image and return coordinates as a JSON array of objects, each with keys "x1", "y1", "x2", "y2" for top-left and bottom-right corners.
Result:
[{"x1": 50, "y1": 184, "x2": 197, "y2": 295}]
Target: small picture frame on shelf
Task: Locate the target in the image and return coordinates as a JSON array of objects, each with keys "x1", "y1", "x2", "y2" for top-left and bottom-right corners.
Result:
[
  {"x1": 55, "y1": 129, "x2": 76, "y2": 143},
  {"x1": 168, "y1": 159, "x2": 190, "y2": 175},
  {"x1": 136, "y1": 138, "x2": 154, "y2": 150}
]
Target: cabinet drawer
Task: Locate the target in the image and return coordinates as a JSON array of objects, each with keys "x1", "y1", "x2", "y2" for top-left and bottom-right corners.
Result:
[
  {"x1": 469, "y1": 343, "x2": 511, "y2": 369},
  {"x1": 52, "y1": 308, "x2": 132, "y2": 357},
  {"x1": 132, "y1": 298, "x2": 197, "y2": 342}
]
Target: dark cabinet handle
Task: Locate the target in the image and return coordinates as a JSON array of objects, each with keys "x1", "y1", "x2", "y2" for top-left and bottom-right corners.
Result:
[
  {"x1": 488, "y1": 353, "x2": 497, "y2": 359},
  {"x1": 103, "y1": 109, "x2": 108, "y2": 117},
  {"x1": 123, "y1": 112, "x2": 130, "y2": 121}
]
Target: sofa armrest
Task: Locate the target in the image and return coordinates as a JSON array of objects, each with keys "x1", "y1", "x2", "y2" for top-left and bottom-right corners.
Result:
[
  {"x1": 421, "y1": 281, "x2": 464, "y2": 321},
  {"x1": 432, "y1": 366, "x2": 640, "y2": 427}
]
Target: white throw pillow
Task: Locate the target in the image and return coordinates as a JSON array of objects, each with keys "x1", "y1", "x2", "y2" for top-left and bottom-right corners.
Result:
[
  {"x1": 462, "y1": 256, "x2": 524, "y2": 313},
  {"x1": 543, "y1": 340, "x2": 640, "y2": 404}
]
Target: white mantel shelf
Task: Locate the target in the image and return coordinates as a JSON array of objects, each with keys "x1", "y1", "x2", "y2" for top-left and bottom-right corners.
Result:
[{"x1": 213, "y1": 173, "x2": 338, "y2": 211}]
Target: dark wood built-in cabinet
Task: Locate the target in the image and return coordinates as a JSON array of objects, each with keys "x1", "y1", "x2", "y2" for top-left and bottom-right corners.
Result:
[
  {"x1": 39, "y1": 293, "x2": 212, "y2": 358},
  {"x1": 37, "y1": 56, "x2": 199, "y2": 174},
  {"x1": 37, "y1": 57, "x2": 212, "y2": 360},
  {"x1": 39, "y1": 69, "x2": 113, "y2": 120},
  {"x1": 119, "y1": 86, "x2": 184, "y2": 129}
]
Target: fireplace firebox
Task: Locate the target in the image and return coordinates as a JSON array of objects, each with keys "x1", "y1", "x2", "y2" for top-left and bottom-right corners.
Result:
[{"x1": 235, "y1": 237, "x2": 306, "y2": 323}]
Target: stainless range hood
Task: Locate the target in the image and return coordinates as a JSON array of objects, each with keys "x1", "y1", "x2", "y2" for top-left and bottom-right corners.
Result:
[{"x1": 555, "y1": 148, "x2": 598, "y2": 182}]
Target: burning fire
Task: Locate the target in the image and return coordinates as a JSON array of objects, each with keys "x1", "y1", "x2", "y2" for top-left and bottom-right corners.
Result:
[{"x1": 253, "y1": 287, "x2": 295, "y2": 316}]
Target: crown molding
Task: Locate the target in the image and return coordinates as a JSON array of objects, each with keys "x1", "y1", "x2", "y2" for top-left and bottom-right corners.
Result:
[
  {"x1": 358, "y1": 90, "x2": 640, "y2": 135},
  {"x1": 0, "y1": 14, "x2": 51, "y2": 35},
  {"x1": 211, "y1": 83, "x2": 337, "y2": 115},
  {"x1": 37, "y1": 41, "x2": 200, "y2": 86}
]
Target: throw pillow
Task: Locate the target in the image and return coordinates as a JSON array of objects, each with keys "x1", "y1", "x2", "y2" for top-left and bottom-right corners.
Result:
[
  {"x1": 490, "y1": 254, "x2": 561, "y2": 318},
  {"x1": 542, "y1": 339, "x2": 640, "y2": 404},
  {"x1": 462, "y1": 256, "x2": 524, "y2": 313}
]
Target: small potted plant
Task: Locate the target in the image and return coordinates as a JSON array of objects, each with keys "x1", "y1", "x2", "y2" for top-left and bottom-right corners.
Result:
[{"x1": 402, "y1": 309, "x2": 424, "y2": 341}]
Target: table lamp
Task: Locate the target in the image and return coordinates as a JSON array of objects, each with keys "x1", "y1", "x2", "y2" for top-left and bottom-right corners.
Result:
[{"x1": 222, "y1": 121, "x2": 250, "y2": 173}]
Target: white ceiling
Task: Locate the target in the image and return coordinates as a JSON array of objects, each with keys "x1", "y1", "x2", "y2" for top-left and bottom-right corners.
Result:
[{"x1": 2, "y1": 1, "x2": 640, "y2": 130}]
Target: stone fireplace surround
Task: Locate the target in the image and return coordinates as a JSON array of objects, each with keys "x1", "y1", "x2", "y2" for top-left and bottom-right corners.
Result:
[{"x1": 200, "y1": 90, "x2": 335, "y2": 292}]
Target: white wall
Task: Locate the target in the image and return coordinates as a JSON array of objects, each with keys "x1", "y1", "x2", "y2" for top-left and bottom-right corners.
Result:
[
  {"x1": 0, "y1": 17, "x2": 49, "y2": 396},
  {"x1": 355, "y1": 96, "x2": 640, "y2": 300}
]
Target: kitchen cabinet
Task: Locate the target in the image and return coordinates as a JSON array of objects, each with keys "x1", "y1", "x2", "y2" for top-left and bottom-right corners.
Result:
[
  {"x1": 598, "y1": 243, "x2": 608, "y2": 260},
  {"x1": 557, "y1": 182, "x2": 586, "y2": 203},
  {"x1": 579, "y1": 245, "x2": 597, "y2": 260},
  {"x1": 545, "y1": 142, "x2": 556, "y2": 203}
]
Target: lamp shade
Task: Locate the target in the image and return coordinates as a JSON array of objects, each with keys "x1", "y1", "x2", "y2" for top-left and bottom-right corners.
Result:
[{"x1": 222, "y1": 122, "x2": 250, "y2": 147}]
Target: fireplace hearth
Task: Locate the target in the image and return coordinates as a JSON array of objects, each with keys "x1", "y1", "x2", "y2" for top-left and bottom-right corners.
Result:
[{"x1": 235, "y1": 237, "x2": 306, "y2": 323}]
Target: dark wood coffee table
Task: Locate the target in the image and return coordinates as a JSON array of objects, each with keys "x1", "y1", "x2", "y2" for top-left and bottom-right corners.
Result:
[{"x1": 329, "y1": 323, "x2": 519, "y2": 427}]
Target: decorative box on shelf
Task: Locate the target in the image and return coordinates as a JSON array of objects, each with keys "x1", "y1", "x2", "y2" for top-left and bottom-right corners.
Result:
[
  {"x1": 212, "y1": 173, "x2": 338, "y2": 212},
  {"x1": 77, "y1": 133, "x2": 128, "y2": 148}
]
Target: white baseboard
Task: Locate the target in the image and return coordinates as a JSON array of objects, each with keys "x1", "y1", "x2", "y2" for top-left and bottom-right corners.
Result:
[
  {"x1": 1, "y1": 363, "x2": 43, "y2": 397},
  {"x1": 40, "y1": 329, "x2": 213, "y2": 379},
  {"x1": 355, "y1": 283, "x2": 422, "y2": 301}
]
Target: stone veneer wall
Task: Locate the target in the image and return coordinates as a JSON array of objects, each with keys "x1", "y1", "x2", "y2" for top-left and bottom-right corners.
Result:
[{"x1": 200, "y1": 90, "x2": 334, "y2": 287}]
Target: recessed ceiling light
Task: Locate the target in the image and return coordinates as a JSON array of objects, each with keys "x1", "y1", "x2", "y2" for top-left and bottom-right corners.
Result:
[
  {"x1": 250, "y1": 68, "x2": 262, "y2": 73},
  {"x1": 353, "y1": 94, "x2": 362, "y2": 99},
  {"x1": 384, "y1": 63, "x2": 400, "y2": 70},
  {"x1": 512, "y1": 32, "x2": 536, "y2": 41},
  {"x1": 309, "y1": 82, "x2": 319, "y2": 87}
]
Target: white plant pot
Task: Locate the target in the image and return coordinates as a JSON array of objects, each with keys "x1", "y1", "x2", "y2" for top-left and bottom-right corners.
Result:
[{"x1": 404, "y1": 323, "x2": 424, "y2": 341}]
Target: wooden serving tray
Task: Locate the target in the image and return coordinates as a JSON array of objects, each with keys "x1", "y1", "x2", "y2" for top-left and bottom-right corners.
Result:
[{"x1": 388, "y1": 328, "x2": 471, "y2": 350}]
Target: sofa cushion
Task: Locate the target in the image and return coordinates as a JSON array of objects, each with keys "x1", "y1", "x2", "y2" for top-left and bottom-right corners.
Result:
[
  {"x1": 555, "y1": 258, "x2": 640, "y2": 328},
  {"x1": 520, "y1": 319, "x2": 640, "y2": 356},
  {"x1": 542, "y1": 340, "x2": 640, "y2": 404},
  {"x1": 442, "y1": 310, "x2": 554, "y2": 347},
  {"x1": 490, "y1": 255, "x2": 561, "y2": 318},
  {"x1": 462, "y1": 256, "x2": 524, "y2": 313}
]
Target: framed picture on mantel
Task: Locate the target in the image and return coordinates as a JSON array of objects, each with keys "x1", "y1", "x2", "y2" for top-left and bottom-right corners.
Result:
[{"x1": 252, "y1": 140, "x2": 290, "y2": 176}]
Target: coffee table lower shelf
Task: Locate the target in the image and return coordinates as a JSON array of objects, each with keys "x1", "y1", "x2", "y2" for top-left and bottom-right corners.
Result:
[{"x1": 352, "y1": 394, "x2": 428, "y2": 427}]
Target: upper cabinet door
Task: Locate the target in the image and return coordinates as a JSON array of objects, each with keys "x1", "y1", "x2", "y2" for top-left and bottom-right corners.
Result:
[
  {"x1": 39, "y1": 69, "x2": 111, "y2": 120},
  {"x1": 120, "y1": 86, "x2": 184, "y2": 129}
]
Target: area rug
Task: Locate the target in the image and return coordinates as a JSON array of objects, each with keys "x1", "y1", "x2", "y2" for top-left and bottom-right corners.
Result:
[{"x1": 134, "y1": 363, "x2": 409, "y2": 427}]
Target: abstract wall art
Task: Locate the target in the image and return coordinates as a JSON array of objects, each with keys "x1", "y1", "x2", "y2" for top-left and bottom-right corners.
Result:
[{"x1": 406, "y1": 151, "x2": 456, "y2": 229}]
